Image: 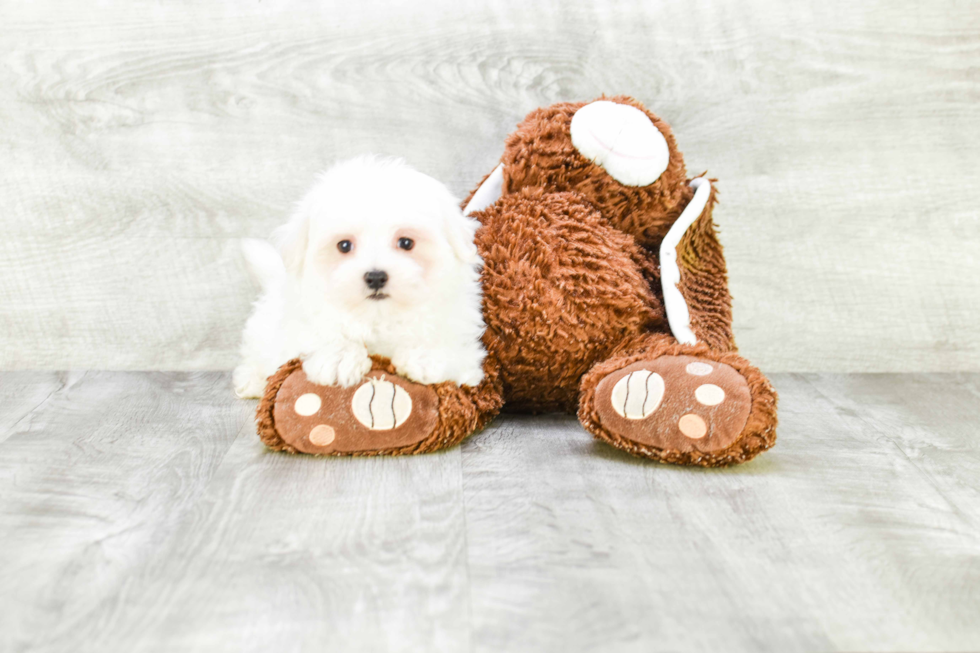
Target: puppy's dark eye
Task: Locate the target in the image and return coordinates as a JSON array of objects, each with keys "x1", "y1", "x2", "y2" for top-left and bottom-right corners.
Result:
[
  {"x1": 397, "y1": 237, "x2": 414, "y2": 251},
  {"x1": 337, "y1": 240, "x2": 352, "y2": 254}
]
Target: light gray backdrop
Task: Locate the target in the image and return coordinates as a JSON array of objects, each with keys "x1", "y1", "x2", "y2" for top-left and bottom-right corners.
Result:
[{"x1": 2, "y1": 0, "x2": 977, "y2": 372}]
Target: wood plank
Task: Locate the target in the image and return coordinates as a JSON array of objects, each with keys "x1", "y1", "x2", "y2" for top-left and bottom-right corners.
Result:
[
  {"x1": 0, "y1": 374, "x2": 471, "y2": 652},
  {"x1": 0, "y1": 0, "x2": 978, "y2": 372},
  {"x1": 460, "y1": 373, "x2": 980, "y2": 652},
  {"x1": 0, "y1": 371, "x2": 251, "y2": 653},
  {"x1": 77, "y1": 432, "x2": 472, "y2": 653},
  {"x1": 0, "y1": 371, "x2": 67, "y2": 440},
  {"x1": 2, "y1": 371, "x2": 979, "y2": 651}
]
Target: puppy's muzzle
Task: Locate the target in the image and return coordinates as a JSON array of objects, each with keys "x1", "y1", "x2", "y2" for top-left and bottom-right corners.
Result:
[{"x1": 364, "y1": 269, "x2": 388, "y2": 291}]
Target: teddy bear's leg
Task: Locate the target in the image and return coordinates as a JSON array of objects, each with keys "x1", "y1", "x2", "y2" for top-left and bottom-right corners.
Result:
[
  {"x1": 577, "y1": 152, "x2": 777, "y2": 466},
  {"x1": 256, "y1": 355, "x2": 503, "y2": 456},
  {"x1": 578, "y1": 333, "x2": 777, "y2": 466},
  {"x1": 578, "y1": 186, "x2": 777, "y2": 466}
]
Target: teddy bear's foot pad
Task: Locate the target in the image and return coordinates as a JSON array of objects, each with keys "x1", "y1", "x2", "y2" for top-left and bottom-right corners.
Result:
[
  {"x1": 272, "y1": 368, "x2": 439, "y2": 455},
  {"x1": 594, "y1": 355, "x2": 751, "y2": 454}
]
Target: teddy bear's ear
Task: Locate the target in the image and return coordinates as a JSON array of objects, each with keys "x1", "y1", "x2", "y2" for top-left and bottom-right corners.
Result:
[
  {"x1": 272, "y1": 203, "x2": 310, "y2": 278},
  {"x1": 462, "y1": 164, "x2": 504, "y2": 217},
  {"x1": 570, "y1": 101, "x2": 670, "y2": 187}
]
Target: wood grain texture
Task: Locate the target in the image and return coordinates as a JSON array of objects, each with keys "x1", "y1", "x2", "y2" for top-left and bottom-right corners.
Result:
[
  {"x1": 461, "y1": 374, "x2": 980, "y2": 651},
  {"x1": 0, "y1": 371, "x2": 67, "y2": 441},
  {"x1": 0, "y1": 0, "x2": 978, "y2": 372},
  {"x1": 1, "y1": 371, "x2": 979, "y2": 651},
  {"x1": 0, "y1": 372, "x2": 253, "y2": 653},
  {"x1": 79, "y1": 439, "x2": 471, "y2": 653}
]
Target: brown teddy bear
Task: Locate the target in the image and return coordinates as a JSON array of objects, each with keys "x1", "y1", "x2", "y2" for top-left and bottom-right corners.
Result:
[{"x1": 256, "y1": 96, "x2": 778, "y2": 467}]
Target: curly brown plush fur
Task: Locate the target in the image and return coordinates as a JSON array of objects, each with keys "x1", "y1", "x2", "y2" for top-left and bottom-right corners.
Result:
[
  {"x1": 258, "y1": 96, "x2": 777, "y2": 466},
  {"x1": 476, "y1": 187, "x2": 664, "y2": 413}
]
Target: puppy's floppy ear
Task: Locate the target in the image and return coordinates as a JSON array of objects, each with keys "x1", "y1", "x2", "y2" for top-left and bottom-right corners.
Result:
[
  {"x1": 443, "y1": 206, "x2": 482, "y2": 266},
  {"x1": 272, "y1": 204, "x2": 310, "y2": 277}
]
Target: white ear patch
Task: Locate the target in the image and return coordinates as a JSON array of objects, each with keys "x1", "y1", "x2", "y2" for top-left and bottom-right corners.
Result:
[{"x1": 570, "y1": 101, "x2": 670, "y2": 186}]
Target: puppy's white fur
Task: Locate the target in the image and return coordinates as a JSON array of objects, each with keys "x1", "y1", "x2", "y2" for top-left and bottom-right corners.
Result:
[{"x1": 233, "y1": 156, "x2": 486, "y2": 398}]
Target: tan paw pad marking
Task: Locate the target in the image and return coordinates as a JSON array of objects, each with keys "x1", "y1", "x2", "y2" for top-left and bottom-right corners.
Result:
[
  {"x1": 308, "y1": 424, "x2": 336, "y2": 446},
  {"x1": 610, "y1": 370, "x2": 665, "y2": 420},
  {"x1": 686, "y1": 362, "x2": 713, "y2": 376},
  {"x1": 678, "y1": 414, "x2": 707, "y2": 439},
  {"x1": 695, "y1": 384, "x2": 725, "y2": 406},
  {"x1": 351, "y1": 377, "x2": 412, "y2": 430},
  {"x1": 293, "y1": 393, "x2": 322, "y2": 416}
]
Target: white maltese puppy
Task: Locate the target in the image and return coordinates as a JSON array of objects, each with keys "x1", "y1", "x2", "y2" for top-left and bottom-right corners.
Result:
[{"x1": 233, "y1": 155, "x2": 486, "y2": 398}]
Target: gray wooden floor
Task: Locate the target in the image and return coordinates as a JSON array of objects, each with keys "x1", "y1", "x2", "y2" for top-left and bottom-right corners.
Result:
[{"x1": 0, "y1": 372, "x2": 977, "y2": 652}]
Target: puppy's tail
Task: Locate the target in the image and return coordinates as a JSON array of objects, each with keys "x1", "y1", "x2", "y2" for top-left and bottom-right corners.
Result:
[{"x1": 241, "y1": 238, "x2": 285, "y2": 291}]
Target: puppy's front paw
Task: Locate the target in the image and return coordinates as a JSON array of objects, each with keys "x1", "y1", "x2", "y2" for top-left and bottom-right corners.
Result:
[
  {"x1": 336, "y1": 348, "x2": 374, "y2": 387},
  {"x1": 233, "y1": 363, "x2": 269, "y2": 399},
  {"x1": 455, "y1": 366, "x2": 485, "y2": 388},
  {"x1": 394, "y1": 352, "x2": 447, "y2": 386},
  {"x1": 303, "y1": 345, "x2": 372, "y2": 388}
]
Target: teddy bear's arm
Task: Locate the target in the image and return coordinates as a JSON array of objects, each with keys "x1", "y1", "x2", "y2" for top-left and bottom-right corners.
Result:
[
  {"x1": 659, "y1": 177, "x2": 712, "y2": 345},
  {"x1": 669, "y1": 183, "x2": 737, "y2": 353}
]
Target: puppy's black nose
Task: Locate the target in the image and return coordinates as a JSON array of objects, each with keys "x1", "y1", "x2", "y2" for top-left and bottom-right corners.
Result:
[{"x1": 364, "y1": 269, "x2": 388, "y2": 290}]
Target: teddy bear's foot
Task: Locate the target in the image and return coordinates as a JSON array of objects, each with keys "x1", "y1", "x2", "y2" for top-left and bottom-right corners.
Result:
[
  {"x1": 266, "y1": 365, "x2": 439, "y2": 455},
  {"x1": 579, "y1": 343, "x2": 777, "y2": 466},
  {"x1": 256, "y1": 356, "x2": 503, "y2": 456},
  {"x1": 594, "y1": 355, "x2": 750, "y2": 452}
]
